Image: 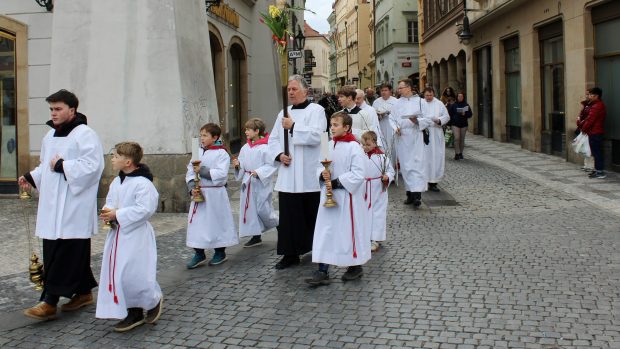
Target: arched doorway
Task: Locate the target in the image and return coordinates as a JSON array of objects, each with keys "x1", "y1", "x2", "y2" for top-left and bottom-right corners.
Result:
[
  {"x1": 228, "y1": 38, "x2": 248, "y2": 153},
  {"x1": 208, "y1": 25, "x2": 225, "y2": 131}
]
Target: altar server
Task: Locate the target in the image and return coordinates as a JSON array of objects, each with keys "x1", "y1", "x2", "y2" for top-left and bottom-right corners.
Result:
[{"x1": 419, "y1": 87, "x2": 450, "y2": 192}]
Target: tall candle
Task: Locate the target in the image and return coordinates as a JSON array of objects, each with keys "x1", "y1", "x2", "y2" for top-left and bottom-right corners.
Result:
[
  {"x1": 320, "y1": 132, "x2": 329, "y2": 160},
  {"x1": 191, "y1": 137, "x2": 200, "y2": 160}
]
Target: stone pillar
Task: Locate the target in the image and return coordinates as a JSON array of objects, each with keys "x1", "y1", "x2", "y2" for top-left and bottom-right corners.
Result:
[
  {"x1": 433, "y1": 64, "x2": 441, "y2": 94},
  {"x1": 456, "y1": 52, "x2": 466, "y2": 92},
  {"x1": 519, "y1": 28, "x2": 541, "y2": 152},
  {"x1": 426, "y1": 64, "x2": 433, "y2": 89},
  {"x1": 439, "y1": 60, "x2": 448, "y2": 93},
  {"x1": 447, "y1": 56, "x2": 458, "y2": 91},
  {"x1": 48, "y1": 0, "x2": 219, "y2": 212}
]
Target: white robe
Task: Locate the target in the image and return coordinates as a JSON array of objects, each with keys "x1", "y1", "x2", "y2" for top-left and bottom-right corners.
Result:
[
  {"x1": 96, "y1": 176, "x2": 161, "y2": 319},
  {"x1": 312, "y1": 140, "x2": 370, "y2": 267},
  {"x1": 348, "y1": 107, "x2": 376, "y2": 143},
  {"x1": 372, "y1": 96, "x2": 398, "y2": 159},
  {"x1": 29, "y1": 125, "x2": 104, "y2": 239},
  {"x1": 364, "y1": 153, "x2": 395, "y2": 242},
  {"x1": 235, "y1": 141, "x2": 279, "y2": 237},
  {"x1": 268, "y1": 103, "x2": 327, "y2": 193},
  {"x1": 420, "y1": 98, "x2": 450, "y2": 183},
  {"x1": 185, "y1": 148, "x2": 238, "y2": 249},
  {"x1": 391, "y1": 96, "x2": 434, "y2": 192},
  {"x1": 360, "y1": 102, "x2": 384, "y2": 148}
]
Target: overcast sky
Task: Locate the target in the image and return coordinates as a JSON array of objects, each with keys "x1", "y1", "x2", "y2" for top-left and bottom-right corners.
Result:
[{"x1": 305, "y1": 0, "x2": 333, "y2": 34}]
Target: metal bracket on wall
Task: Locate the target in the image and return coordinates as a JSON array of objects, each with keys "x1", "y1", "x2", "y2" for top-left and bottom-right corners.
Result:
[{"x1": 34, "y1": 0, "x2": 53, "y2": 12}]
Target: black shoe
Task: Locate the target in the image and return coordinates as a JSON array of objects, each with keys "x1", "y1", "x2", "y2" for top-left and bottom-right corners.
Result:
[
  {"x1": 454, "y1": 154, "x2": 460, "y2": 160},
  {"x1": 428, "y1": 183, "x2": 440, "y2": 192},
  {"x1": 145, "y1": 296, "x2": 163, "y2": 324},
  {"x1": 459, "y1": 153, "x2": 464, "y2": 159},
  {"x1": 275, "y1": 256, "x2": 300, "y2": 270},
  {"x1": 244, "y1": 236, "x2": 262, "y2": 248},
  {"x1": 412, "y1": 192, "x2": 422, "y2": 207},
  {"x1": 341, "y1": 266, "x2": 363, "y2": 281},
  {"x1": 114, "y1": 308, "x2": 145, "y2": 332},
  {"x1": 403, "y1": 191, "x2": 414, "y2": 205},
  {"x1": 305, "y1": 270, "x2": 330, "y2": 286}
]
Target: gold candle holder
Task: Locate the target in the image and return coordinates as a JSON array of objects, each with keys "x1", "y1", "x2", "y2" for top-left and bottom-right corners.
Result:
[
  {"x1": 100, "y1": 208, "x2": 112, "y2": 227},
  {"x1": 28, "y1": 253, "x2": 44, "y2": 291},
  {"x1": 19, "y1": 190, "x2": 32, "y2": 200},
  {"x1": 320, "y1": 159, "x2": 337, "y2": 208},
  {"x1": 191, "y1": 160, "x2": 205, "y2": 203}
]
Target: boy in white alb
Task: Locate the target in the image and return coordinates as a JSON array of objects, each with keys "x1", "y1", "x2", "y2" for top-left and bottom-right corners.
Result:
[
  {"x1": 306, "y1": 112, "x2": 369, "y2": 286},
  {"x1": 232, "y1": 118, "x2": 279, "y2": 247},
  {"x1": 186, "y1": 123, "x2": 238, "y2": 268},
  {"x1": 97, "y1": 142, "x2": 162, "y2": 332},
  {"x1": 361, "y1": 131, "x2": 395, "y2": 252}
]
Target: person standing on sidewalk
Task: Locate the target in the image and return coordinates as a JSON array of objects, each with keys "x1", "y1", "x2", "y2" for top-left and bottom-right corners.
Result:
[
  {"x1": 268, "y1": 75, "x2": 326, "y2": 270},
  {"x1": 448, "y1": 92, "x2": 473, "y2": 160},
  {"x1": 575, "y1": 91, "x2": 595, "y2": 172},
  {"x1": 577, "y1": 87, "x2": 607, "y2": 179},
  {"x1": 18, "y1": 89, "x2": 104, "y2": 320}
]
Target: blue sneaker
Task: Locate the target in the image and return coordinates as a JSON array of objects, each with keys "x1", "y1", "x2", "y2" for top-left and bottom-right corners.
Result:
[
  {"x1": 208, "y1": 251, "x2": 227, "y2": 266},
  {"x1": 186, "y1": 253, "x2": 207, "y2": 269}
]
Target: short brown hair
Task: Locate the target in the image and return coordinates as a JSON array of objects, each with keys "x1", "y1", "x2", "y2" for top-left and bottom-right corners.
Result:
[
  {"x1": 115, "y1": 141, "x2": 143, "y2": 165},
  {"x1": 244, "y1": 118, "x2": 266, "y2": 136},
  {"x1": 331, "y1": 111, "x2": 353, "y2": 131},
  {"x1": 398, "y1": 79, "x2": 413, "y2": 88},
  {"x1": 200, "y1": 123, "x2": 222, "y2": 138},
  {"x1": 337, "y1": 85, "x2": 357, "y2": 99},
  {"x1": 361, "y1": 131, "x2": 378, "y2": 144}
]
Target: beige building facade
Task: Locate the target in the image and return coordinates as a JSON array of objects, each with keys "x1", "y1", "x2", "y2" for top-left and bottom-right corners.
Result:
[
  {"x1": 303, "y1": 22, "x2": 330, "y2": 97},
  {"x1": 420, "y1": 0, "x2": 619, "y2": 171},
  {"x1": 333, "y1": 0, "x2": 373, "y2": 88}
]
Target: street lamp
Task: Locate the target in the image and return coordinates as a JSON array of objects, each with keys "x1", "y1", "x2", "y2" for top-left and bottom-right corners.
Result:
[
  {"x1": 205, "y1": 0, "x2": 221, "y2": 13},
  {"x1": 458, "y1": 15, "x2": 473, "y2": 45},
  {"x1": 295, "y1": 29, "x2": 306, "y2": 52}
]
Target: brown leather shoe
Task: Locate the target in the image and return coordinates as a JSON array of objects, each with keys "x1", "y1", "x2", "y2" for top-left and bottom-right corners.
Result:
[
  {"x1": 60, "y1": 293, "x2": 94, "y2": 312},
  {"x1": 23, "y1": 302, "x2": 57, "y2": 320}
]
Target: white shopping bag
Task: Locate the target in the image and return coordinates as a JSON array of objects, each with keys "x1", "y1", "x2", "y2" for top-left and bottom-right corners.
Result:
[{"x1": 571, "y1": 133, "x2": 591, "y2": 157}]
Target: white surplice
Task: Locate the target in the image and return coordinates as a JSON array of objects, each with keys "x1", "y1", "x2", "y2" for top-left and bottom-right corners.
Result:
[
  {"x1": 372, "y1": 96, "x2": 398, "y2": 160},
  {"x1": 96, "y1": 175, "x2": 161, "y2": 319},
  {"x1": 312, "y1": 140, "x2": 370, "y2": 267},
  {"x1": 347, "y1": 107, "x2": 376, "y2": 143},
  {"x1": 360, "y1": 101, "x2": 384, "y2": 148},
  {"x1": 268, "y1": 103, "x2": 327, "y2": 193},
  {"x1": 364, "y1": 152, "x2": 395, "y2": 242},
  {"x1": 391, "y1": 95, "x2": 434, "y2": 192},
  {"x1": 185, "y1": 148, "x2": 238, "y2": 249},
  {"x1": 420, "y1": 97, "x2": 450, "y2": 182},
  {"x1": 235, "y1": 139, "x2": 279, "y2": 237},
  {"x1": 29, "y1": 125, "x2": 104, "y2": 239}
]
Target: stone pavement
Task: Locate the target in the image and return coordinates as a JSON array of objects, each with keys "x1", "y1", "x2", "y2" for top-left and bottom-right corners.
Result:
[{"x1": 0, "y1": 133, "x2": 619, "y2": 348}]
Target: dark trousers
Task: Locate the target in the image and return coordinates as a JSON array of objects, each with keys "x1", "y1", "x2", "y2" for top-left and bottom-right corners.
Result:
[
  {"x1": 277, "y1": 191, "x2": 320, "y2": 256},
  {"x1": 588, "y1": 134, "x2": 604, "y2": 171}
]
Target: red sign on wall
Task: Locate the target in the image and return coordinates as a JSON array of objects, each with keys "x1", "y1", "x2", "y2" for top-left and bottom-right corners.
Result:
[{"x1": 402, "y1": 62, "x2": 412, "y2": 68}]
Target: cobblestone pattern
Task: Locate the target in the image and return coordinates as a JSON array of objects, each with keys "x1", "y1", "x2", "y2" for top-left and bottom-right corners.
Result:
[{"x1": 0, "y1": 138, "x2": 619, "y2": 348}]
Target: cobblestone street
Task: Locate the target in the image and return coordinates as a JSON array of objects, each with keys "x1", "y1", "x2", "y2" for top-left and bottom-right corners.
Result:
[{"x1": 0, "y1": 134, "x2": 619, "y2": 349}]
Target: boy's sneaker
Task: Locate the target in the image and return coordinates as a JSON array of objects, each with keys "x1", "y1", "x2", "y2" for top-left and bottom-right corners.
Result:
[
  {"x1": 305, "y1": 270, "x2": 330, "y2": 286},
  {"x1": 244, "y1": 236, "x2": 262, "y2": 248},
  {"x1": 187, "y1": 253, "x2": 207, "y2": 269},
  {"x1": 114, "y1": 308, "x2": 145, "y2": 332},
  {"x1": 589, "y1": 171, "x2": 606, "y2": 179},
  {"x1": 581, "y1": 166, "x2": 593, "y2": 172},
  {"x1": 371, "y1": 241, "x2": 380, "y2": 252},
  {"x1": 341, "y1": 266, "x2": 363, "y2": 281},
  {"x1": 145, "y1": 296, "x2": 163, "y2": 324},
  {"x1": 209, "y1": 251, "x2": 227, "y2": 266}
]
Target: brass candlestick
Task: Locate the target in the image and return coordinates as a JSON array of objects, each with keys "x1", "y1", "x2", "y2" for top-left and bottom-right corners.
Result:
[
  {"x1": 191, "y1": 160, "x2": 205, "y2": 203},
  {"x1": 100, "y1": 208, "x2": 112, "y2": 228},
  {"x1": 320, "y1": 159, "x2": 337, "y2": 208}
]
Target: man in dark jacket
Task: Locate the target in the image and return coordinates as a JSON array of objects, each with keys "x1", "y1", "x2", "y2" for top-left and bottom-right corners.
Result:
[{"x1": 578, "y1": 87, "x2": 606, "y2": 179}]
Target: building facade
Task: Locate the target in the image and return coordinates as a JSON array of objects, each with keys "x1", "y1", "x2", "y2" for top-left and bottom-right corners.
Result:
[
  {"x1": 420, "y1": 0, "x2": 619, "y2": 171},
  {"x1": 0, "y1": 0, "x2": 303, "y2": 210},
  {"x1": 333, "y1": 0, "x2": 373, "y2": 88},
  {"x1": 375, "y1": 0, "x2": 420, "y2": 88},
  {"x1": 303, "y1": 22, "x2": 330, "y2": 98}
]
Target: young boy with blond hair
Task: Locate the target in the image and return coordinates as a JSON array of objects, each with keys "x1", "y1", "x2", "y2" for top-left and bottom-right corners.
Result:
[
  {"x1": 97, "y1": 142, "x2": 163, "y2": 332},
  {"x1": 361, "y1": 131, "x2": 394, "y2": 252},
  {"x1": 232, "y1": 118, "x2": 279, "y2": 247}
]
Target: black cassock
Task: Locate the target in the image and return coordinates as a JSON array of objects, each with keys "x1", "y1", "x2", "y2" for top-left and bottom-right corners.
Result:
[
  {"x1": 40, "y1": 238, "x2": 97, "y2": 300},
  {"x1": 276, "y1": 192, "x2": 320, "y2": 256}
]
